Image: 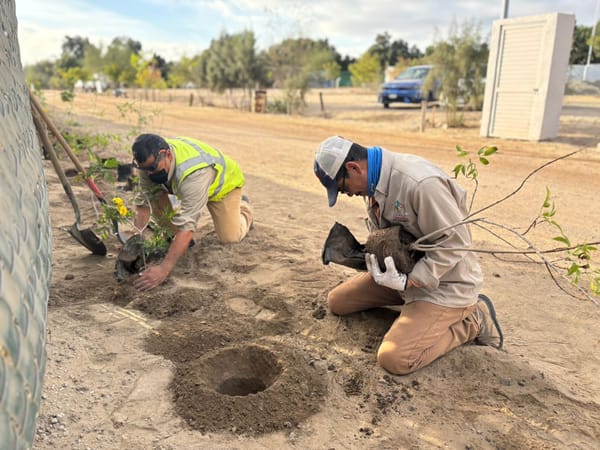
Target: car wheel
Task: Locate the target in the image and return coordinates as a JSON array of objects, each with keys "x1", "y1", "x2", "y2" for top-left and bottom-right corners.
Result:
[{"x1": 383, "y1": 103, "x2": 390, "y2": 109}]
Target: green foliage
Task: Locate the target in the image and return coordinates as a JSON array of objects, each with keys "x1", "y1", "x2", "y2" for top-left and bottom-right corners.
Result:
[
  {"x1": 452, "y1": 144, "x2": 497, "y2": 213},
  {"x1": 134, "y1": 56, "x2": 168, "y2": 89},
  {"x1": 349, "y1": 52, "x2": 382, "y2": 87},
  {"x1": 264, "y1": 38, "x2": 338, "y2": 114},
  {"x1": 104, "y1": 37, "x2": 142, "y2": 86},
  {"x1": 168, "y1": 56, "x2": 202, "y2": 88},
  {"x1": 538, "y1": 188, "x2": 599, "y2": 293},
  {"x1": 452, "y1": 144, "x2": 497, "y2": 179},
  {"x1": 205, "y1": 31, "x2": 266, "y2": 97},
  {"x1": 24, "y1": 60, "x2": 55, "y2": 89},
  {"x1": 323, "y1": 60, "x2": 341, "y2": 81},
  {"x1": 86, "y1": 151, "x2": 121, "y2": 182},
  {"x1": 144, "y1": 209, "x2": 176, "y2": 255},
  {"x1": 424, "y1": 19, "x2": 488, "y2": 125},
  {"x1": 116, "y1": 101, "x2": 161, "y2": 137},
  {"x1": 367, "y1": 32, "x2": 423, "y2": 69},
  {"x1": 451, "y1": 146, "x2": 598, "y2": 300},
  {"x1": 571, "y1": 24, "x2": 594, "y2": 64},
  {"x1": 60, "y1": 89, "x2": 75, "y2": 102},
  {"x1": 267, "y1": 97, "x2": 289, "y2": 114}
]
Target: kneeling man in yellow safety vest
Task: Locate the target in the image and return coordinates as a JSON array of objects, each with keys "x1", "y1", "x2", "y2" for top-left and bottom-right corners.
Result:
[{"x1": 130, "y1": 133, "x2": 253, "y2": 291}]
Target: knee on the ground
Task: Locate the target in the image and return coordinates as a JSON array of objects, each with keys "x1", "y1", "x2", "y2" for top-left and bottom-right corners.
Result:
[
  {"x1": 377, "y1": 344, "x2": 416, "y2": 376},
  {"x1": 326, "y1": 289, "x2": 347, "y2": 315}
]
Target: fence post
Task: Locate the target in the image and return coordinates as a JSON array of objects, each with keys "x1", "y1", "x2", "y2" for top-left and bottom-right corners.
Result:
[
  {"x1": 319, "y1": 91, "x2": 325, "y2": 116},
  {"x1": 420, "y1": 101, "x2": 428, "y2": 132}
]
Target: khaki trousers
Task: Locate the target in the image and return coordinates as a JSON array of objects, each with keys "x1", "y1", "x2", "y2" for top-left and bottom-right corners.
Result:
[
  {"x1": 327, "y1": 273, "x2": 479, "y2": 375},
  {"x1": 207, "y1": 188, "x2": 253, "y2": 243},
  {"x1": 154, "y1": 187, "x2": 253, "y2": 243}
]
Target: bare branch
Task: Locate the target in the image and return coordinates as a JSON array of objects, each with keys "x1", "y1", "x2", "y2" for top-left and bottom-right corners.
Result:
[{"x1": 465, "y1": 148, "x2": 586, "y2": 220}]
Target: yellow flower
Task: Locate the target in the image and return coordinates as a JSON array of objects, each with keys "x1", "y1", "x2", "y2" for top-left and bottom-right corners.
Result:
[
  {"x1": 118, "y1": 205, "x2": 128, "y2": 217},
  {"x1": 112, "y1": 197, "x2": 124, "y2": 207}
]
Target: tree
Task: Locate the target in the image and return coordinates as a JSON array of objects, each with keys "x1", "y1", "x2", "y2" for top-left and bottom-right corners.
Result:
[
  {"x1": 205, "y1": 32, "x2": 243, "y2": 93},
  {"x1": 424, "y1": 19, "x2": 488, "y2": 125},
  {"x1": 24, "y1": 60, "x2": 55, "y2": 89},
  {"x1": 104, "y1": 37, "x2": 142, "y2": 86},
  {"x1": 265, "y1": 38, "x2": 338, "y2": 113},
  {"x1": 231, "y1": 31, "x2": 268, "y2": 104},
  {"x1": 56, "y1": 35, "x2": 91, "y2": 71},
  {"x1": 570, "y1": 21, "x2": 600, "y2": 64},
  {"x1": 81, "y1": 42, "x2": 104, "y2": 76},
  {"x1": 334, "y1": 54, "x2": 356, "y2": 72},
  {"x1": 348, "y1": 52, "x2": 381, "y2": 87},
  {"x1": 134, "y1": 56, "x2": 167, "y2": 90},
  {"x1": 368, "y1": 32, "x2": 424, "y2": 69},
  {"x1": 168, "y1": 56, "x2": 200, "y2": 88},
  {"x1": 571, "y1": 24, "x2": 593, "y2": 64}
]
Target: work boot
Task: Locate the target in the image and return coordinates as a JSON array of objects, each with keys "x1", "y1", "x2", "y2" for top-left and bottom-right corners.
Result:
[{"x1": 473, "y1": 294, "x2": 503, "y2": 350}]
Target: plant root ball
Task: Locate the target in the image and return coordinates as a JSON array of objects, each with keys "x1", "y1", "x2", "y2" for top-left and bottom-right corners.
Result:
[{"x1": 365, "y1": 227, "x2": 424, "y2": 273}]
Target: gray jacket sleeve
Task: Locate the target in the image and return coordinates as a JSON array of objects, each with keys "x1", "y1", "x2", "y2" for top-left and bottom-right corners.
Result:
[{"x1": 408, "y1": 176, "x2": 473, "y2": 290}]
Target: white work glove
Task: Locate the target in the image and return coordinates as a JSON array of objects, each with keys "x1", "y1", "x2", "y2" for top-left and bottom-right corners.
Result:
[{"x1": 365, "y1": 253, "x2": 408, "y2": 291}]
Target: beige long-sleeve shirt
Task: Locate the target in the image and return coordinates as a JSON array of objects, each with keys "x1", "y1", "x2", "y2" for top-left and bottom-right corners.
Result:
[
  {"x1": 367, "y1": 149, "x2": 483, "y2": 307},
  {"x1": 135, "y1": 163, "x2": 217, "y2": 232}
]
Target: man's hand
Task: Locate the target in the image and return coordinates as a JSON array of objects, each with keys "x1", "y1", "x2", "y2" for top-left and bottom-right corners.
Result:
[
  {"x1": 133, "y1": 265, "x2": 170, "y2": 291},
  {"x1": 365, "y1": 253, "x2": 408, "y2": 291}
]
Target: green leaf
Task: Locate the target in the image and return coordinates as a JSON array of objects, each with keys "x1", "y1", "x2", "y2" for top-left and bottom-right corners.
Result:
[
  {"x1": 455, "y1": 145, "x2": 467, "y2": 157},
  {"x1": 567, "y1": 263, "x2": 579, "y2": 276},
  {"x1": 452, "y1": 165, "x2": 462, "y2": 178},
  {"x1": 479, "y1": 157, "x2": 489, "y2": 165},
  {"x1": 482, "y1": 146, "x2": 497, "y2": 156},
  {"x1": 553, "y1": 236, "x2": 571, "y2": 246},
  {"x1": 102, "y1": 158, "x2": 120, "y2": 169}
]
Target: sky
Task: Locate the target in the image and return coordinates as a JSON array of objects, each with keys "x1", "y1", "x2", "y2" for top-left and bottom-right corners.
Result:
[{"x1": 14, "y1": 0, "x2": 600, "y2": 66}]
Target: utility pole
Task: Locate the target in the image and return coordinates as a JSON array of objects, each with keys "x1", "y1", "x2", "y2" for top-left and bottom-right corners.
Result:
[
  {"x1": 500, "y1": 0, "x2": 509, "y2": 19},
  {"x1": 583, "y1": 0, "x2": 600, "y2": 81}
]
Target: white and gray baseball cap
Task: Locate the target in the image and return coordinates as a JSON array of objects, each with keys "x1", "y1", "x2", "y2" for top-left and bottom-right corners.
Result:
[{"x1": 314, "y1": 136, "x2": 353, "y2": 207}]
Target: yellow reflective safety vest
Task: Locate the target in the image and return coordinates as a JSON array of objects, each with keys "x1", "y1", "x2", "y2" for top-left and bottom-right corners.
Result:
[{"x1": 166, "y1": 137, "x2": 245, "y2": 201}]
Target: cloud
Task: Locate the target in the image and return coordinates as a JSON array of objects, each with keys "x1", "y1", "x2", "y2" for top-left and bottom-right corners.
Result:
[{"x1": 15, "y1": 0, "x2": 597, "y2": 65}]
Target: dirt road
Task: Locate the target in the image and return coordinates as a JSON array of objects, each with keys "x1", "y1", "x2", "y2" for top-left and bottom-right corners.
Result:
[{"x1": 34, "y1": 89, "x2": 600, "y2": 449}]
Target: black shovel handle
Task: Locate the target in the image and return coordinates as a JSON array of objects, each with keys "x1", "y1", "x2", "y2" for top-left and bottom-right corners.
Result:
[
  {"x1": 31, "y1": 103, "x2": 107, "y2": 256},
  {"x1": 30, "y1": 90, "x2": 126, "y2": 244}
]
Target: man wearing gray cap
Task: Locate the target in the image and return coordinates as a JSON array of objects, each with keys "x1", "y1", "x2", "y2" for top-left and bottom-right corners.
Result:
[{"x1": 314, "y1": 135, "x2": 503, "y2": 375}]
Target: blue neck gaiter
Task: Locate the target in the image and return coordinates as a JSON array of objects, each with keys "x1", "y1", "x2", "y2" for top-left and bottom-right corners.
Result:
[{"x1": 367, "y1": 146, "x2": 382, "y2": 197}]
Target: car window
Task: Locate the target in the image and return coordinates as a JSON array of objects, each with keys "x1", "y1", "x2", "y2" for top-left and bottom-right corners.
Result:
[{"x1": 395, "y1": 67, "x2": 430, "y2": 80}]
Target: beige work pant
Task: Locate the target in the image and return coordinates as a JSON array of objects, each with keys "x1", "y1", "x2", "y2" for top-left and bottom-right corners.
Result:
[
  {"x1": 327, "y1": 272, "x2": 479, "y2": 375},
  {"x1": 207, "y1": 188, "x2": 253, "y2": 243},
  {"x1": 154, "y1": 187, "x2": 253, "y2": 244}
]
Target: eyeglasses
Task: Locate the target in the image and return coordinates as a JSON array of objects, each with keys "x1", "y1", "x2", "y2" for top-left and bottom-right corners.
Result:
[{"x1": 132, "y1": 151, "x2": 165, "y2": 172}]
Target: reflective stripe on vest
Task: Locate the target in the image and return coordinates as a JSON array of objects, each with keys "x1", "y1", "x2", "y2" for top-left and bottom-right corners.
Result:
[{"x1": 172, "y1": 137, "x2": 227, "y2": 197}]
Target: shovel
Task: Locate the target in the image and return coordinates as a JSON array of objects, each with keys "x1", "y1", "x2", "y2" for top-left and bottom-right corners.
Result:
[
  {"x1": 32, "y1": 108, "x2": 107, "y2": 256},
  {"x1": 29, "y1": 91, "x2": 127, "y2": 244}
]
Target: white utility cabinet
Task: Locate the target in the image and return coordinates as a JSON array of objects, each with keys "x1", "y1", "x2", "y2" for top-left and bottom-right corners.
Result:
[{"x1": 480, "y1": 13, "x2": 575, "y2": 141}]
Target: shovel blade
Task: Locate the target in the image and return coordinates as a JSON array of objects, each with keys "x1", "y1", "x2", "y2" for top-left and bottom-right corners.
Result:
[{"x1": 69, "y1": 225, "x2": 107, "y2": 256}]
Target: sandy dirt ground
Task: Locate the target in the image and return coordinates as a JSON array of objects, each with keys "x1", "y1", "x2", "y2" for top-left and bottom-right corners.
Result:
[{"x1": 32, "y1": 88, "x2": 600, "y2": 449}]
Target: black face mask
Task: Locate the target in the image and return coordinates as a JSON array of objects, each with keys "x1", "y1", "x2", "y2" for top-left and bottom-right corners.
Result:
[{"x1": 148, "y1": 169, "x2": 168, "y2": 184}]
